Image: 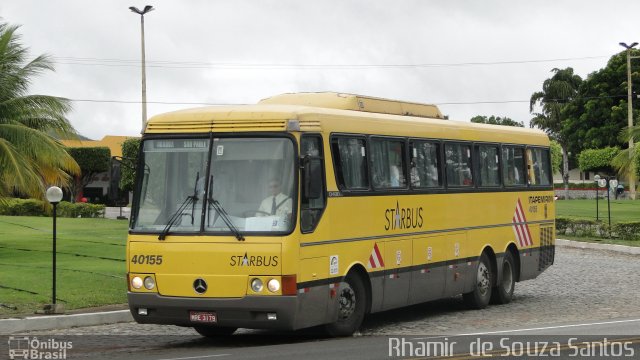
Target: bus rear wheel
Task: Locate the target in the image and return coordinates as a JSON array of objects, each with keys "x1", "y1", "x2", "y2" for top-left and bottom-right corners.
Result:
[
  {"x1": 491, "y1": 251, "x2": 515, "y2": 305},
  {"x1": 463, "y1": 252, "x2": 493, "y2": 310},
  {"x1": 324, "y1": 273, "x2": 366, "y2": 337},
  {"x1": 193, "y1": 326, "x2": 237, "y2": 338}
]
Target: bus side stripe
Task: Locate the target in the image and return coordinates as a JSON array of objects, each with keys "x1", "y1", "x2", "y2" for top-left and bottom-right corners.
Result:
[{"x1": 300, "y1": 220, "x2": 555, "y2": 247}]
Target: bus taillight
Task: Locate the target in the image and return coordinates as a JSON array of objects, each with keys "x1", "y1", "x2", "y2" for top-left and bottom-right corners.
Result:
[{"x1": 281, "y1": 275, "x2": 297, "y2": 295}]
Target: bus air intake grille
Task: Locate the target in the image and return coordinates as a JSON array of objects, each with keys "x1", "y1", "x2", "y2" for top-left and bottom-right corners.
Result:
[
  {"x1": 211, "y1": 120, "x2": 287, "y2": 132},
  {"x1": 538, "y1": 226, "x2": 555, "y2": 271}
]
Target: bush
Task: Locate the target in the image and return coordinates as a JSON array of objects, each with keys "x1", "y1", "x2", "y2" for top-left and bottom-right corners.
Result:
[
  {"x1": 612, "y1": 222, "x2": 640, "y2": 240},
  {"x1": 0, "y1": 198, "x2": 105, "y2": 218},
  {"x1": 57, "y1": 201, "x2": 105, "y2": 218},
  {"x1": 578, "y1": 147, "x2": 620, "y2": 172},
  {"x1": 555, "y1": 216, "x2": 640, "y2": 240}
]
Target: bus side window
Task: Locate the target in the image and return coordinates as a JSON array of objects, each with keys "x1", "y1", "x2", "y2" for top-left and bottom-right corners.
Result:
[
  {"x1": 445, "y1": 142, "x2": 473, "y2": 187},
  {"x1": 331, "y1": 137, "x2": 369, "y2": 190},
  {"x1": 502, "y1": 146, "x2": 526, "y2": 186},
  {"x1": 301, "y1": 135, "x2": 326, "y2": 233},
  {"x1": 370, "y1": 138, "x2": 407, "y2": 189},
  {"x1": 527, "y1": 147, "x2": 551, "y2": 186},
  {"x1": 410, "y1": 140, "x2": 442, "y2": 188},
  {"x1": 477, "y1": 145, "x2": 500, "y2": 187}
]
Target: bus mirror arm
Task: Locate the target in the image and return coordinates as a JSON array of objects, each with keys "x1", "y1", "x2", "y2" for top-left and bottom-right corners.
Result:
[{"x1": 302, "y1": 156, "x2": 322, "y2": 199}]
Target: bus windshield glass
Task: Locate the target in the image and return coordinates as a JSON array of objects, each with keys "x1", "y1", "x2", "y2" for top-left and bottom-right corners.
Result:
[{"x1": 132, "y1": 137, "x2": 296, "y2": 235}]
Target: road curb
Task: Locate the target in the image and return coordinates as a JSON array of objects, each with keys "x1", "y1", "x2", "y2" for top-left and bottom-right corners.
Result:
[
  {"x1": 0, "y1": 310, "x2": 133, "y2": 334},
  {"x1": 556, "y1": 238, "x2": 640, "y2": 255}
]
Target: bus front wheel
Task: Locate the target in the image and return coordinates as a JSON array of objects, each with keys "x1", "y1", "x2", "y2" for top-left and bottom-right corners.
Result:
[
  {"x1": 491, "y1": 251, "x2": 515, "y2": 305},
  {"x1": 193, "y1": 326, "x2": 237, "y2": 338},
  {"x1": 324, "y1": 273, "x2": 366, "y2": 337},
  {"x1": 463, "y1": 252, "x2": 493, "y2": 309}
]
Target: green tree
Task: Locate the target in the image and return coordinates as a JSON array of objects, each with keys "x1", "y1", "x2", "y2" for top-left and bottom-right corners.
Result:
[
  {"x1": 612, "y1": 126, "x2": 640, "y2": 179},
  {"x1": 550, "y1": 140, "x2": 562, "y2": 175},
  {"x1": 530, "y1": 67, "x2": 582, "y2": 197},
  {"x1": 67, "y1": 147, "x2": 111, "y2": 201},
  {"x1": 563, "y1": 50, "x2": 640, "y2": 155},
  {"x1": 119, "y1": 138, "x2": 141, "y2": 192},
  {"x1": 470, "y1": 115, "x2": 524, "y2": 127},
  {"x1": 578, "y1": 147, "x2": 620, "y2": 174},
  {"x1": 0, "y1": 22, "x2": 79, "y2": 200}
]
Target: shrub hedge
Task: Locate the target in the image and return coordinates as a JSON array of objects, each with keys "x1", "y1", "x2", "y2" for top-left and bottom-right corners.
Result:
[
  {"x1": 0, "y1": 198, "x2": 105, "y2": 218},
  {"x1": 555, "y1": 216, "x2": 640, "y2": 240}
]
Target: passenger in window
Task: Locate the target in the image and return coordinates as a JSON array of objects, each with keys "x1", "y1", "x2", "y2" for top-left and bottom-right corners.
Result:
[
  {"x1": 389, "y1": 144, "x2": 405, "y2": 187},
  {"x1": 462, "y1": 168, "x2": 473, "y2": 186},
  {"x1": 390, "y1": 164, "x2": 401, "y2": 187},
  {"x1": 258, "y1": 179, "x2": 292, "y2": 217}
]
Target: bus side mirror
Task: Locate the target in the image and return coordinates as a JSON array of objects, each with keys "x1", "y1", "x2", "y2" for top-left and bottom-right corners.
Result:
[{"x1": 303, "y1": 157, "x2": 322, "y2": 199}]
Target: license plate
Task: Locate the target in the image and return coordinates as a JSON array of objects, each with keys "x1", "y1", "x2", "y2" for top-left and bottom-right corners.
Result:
[{"x1": 190, "y1": 311, "x2": 217, "y2": 323}]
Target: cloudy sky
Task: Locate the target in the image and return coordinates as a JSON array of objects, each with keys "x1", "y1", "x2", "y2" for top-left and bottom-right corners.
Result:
[{"x1": 2, "y1": 0, "x2": 639, "y2": 139}]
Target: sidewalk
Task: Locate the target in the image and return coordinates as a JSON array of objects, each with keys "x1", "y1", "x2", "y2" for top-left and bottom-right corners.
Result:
[
  {"x1": 556, "y1": 238, "x2": 640, "y2": 255},
  {"x1": 1, "y1": 239, "x2": 637, "y2": 334},
  {"x1": 0, "y1": 304, "x2": 132, "y2": 334}
]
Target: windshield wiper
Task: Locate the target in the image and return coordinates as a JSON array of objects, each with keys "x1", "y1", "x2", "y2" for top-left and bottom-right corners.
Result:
[
  {"x1": 158, "y1": 174, "x2": 200, "y2": 241},
  {"x1": 207, "y1": 175, "x2": 245, "y2": 241}
]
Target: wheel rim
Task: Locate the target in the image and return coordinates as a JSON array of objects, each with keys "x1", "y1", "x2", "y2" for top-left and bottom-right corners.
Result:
[
  {"x1": 502, "y1": 261, "x2": 513, "y2": 293},
  {"x1": 477, "y1": 262, "x2": 491, "y2": 297},
  {"x1": 338, "y1": 284, "x2": 356, "y2": 320}
]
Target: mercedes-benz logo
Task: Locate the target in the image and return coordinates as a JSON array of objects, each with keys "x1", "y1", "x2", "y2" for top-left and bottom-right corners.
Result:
[{"x1": 193, "y1": 278, "x2": 207, "y2": 294}]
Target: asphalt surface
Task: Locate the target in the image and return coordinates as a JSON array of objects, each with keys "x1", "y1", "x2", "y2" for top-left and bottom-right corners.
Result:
[{"x1": 6, "y1": 246, "x2": 640, "y2": 359}]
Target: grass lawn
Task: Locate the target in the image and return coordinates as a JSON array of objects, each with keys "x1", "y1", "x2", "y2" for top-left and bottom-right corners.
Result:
[
  {"x1": 555, "y1": 199, "x2": 640, "y2": 246},
  {"x1": 0, "y1": 216, "x2": 128, "y2": 316},
  {"x1": 555, "y1": 199, "x2": 640, "y2": 222}
]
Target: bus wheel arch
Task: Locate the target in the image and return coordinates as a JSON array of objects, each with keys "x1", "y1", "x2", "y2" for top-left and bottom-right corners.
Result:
[{"x1": 324, "y1": 264, "x2": 370, "y2": 337}]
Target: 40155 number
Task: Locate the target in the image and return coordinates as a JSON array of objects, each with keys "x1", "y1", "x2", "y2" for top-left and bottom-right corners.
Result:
[{"x1": 131, "y1": 254, "x2": 163, "y2": 265}]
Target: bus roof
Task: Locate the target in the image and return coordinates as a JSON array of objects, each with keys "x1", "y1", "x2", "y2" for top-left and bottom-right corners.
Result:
[{"x1": 145, "y1": 92, "x2": 549, "y2": 146}]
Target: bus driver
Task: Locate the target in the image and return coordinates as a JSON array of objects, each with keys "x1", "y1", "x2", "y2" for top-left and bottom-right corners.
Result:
[{"x1": 258, "y1": 179, "x2": 292, "y2": 217}]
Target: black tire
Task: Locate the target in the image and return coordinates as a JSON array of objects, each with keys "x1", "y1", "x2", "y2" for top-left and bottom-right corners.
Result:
[
  {"x1": 463, "y1": 252, "x2": 493, "y2": 310},
  {"x1": 324, "y1": 273, "x2": 367, "y2": 337},
  {"x1": 193, "y1": 326, "x2": 237, "y2": 337},
  {"x1": 491, "y1": 251, "x2": 516, "y2": 305}
]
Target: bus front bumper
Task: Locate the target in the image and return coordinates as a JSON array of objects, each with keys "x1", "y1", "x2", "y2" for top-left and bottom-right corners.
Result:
[{"x1": 127, "y1": 292, "x2": 298, "y2": 330}]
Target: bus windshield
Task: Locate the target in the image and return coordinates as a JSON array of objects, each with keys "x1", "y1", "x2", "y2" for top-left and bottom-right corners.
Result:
[{"x1": 132, "y1": 137, "x2": 296, "y2": 235}]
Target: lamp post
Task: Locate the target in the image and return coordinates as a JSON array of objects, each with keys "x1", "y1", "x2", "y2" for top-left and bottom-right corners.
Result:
[
  {"x1": 594, "y1": 174, "x2": 601, "y2": 221},
  {"x1": 619, "y1": 42, "x2": 639, "y2": 200},
  {"x1": 45, "y1": 186, "x2": 64, "y2": 314},
  {"x1": 130, "y1": 5, "x2": 154, "y2": 132}
]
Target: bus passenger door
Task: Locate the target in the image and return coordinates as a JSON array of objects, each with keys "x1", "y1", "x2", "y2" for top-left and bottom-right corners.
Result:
[{"x1": 382, "y1": 239, "x2": 412, "y2": 310}]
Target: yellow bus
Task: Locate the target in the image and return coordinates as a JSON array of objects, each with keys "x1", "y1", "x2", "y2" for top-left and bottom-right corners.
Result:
[{"x1": 127, "y1": 92, "x2": 555, "y2": 337}]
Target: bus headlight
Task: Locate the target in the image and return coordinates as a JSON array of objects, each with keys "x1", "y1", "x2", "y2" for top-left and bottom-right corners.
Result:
[
  {"x1": 251, "y1": 278, "x2": 263, "y2": 292},
  {"x1": 143, "y1": 276, "x2": 156, "y2": 290},
  {"x1": 267, "y1": 279, "x2": 280, "y2": 293},
  {"x1": 131, "y1": 276, "x2": 143, "y2": 289}
]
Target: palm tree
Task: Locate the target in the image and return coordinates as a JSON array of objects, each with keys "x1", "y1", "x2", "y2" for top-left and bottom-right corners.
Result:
[
  {"x1": 0, "y1": 22, "x2": 79, "y2": 201},
  {"x1": 530, "y1": 67, "x2": 582, "y2": 197},
  {"x1": 612, "y1": 125, "x2": 640, "y2": 182}
]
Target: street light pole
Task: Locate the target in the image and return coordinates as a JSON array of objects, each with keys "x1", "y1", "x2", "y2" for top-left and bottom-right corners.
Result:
[
  {"x1": 45, "y1": 186, "x2": 64, "y2": 314},
  {"x1": 620, "y1": 42, "x2": 639, "y2": 200},
  {"x1": 130, "y1": 5, "x2": 154, "y2": 133}
]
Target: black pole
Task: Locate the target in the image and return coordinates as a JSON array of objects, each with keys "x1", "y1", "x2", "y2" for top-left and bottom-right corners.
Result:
[
  {"x1": 596, "y1": 186, "x2": 600, "y2": 221},
  {"x1": 52, "y1": 202, "x2": 57, "y2": 304},
  {"x1": 606, "y1": 178, "x2": 611, "y2": 235}
]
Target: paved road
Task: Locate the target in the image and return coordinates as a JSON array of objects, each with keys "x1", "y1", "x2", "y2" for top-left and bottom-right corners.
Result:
[{"x1": 12, "y1": 246, "x2": 640, "y2": 359}]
